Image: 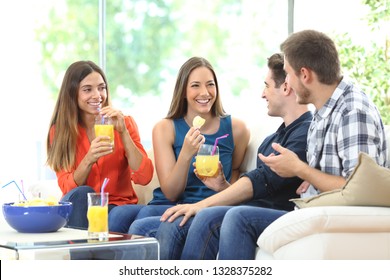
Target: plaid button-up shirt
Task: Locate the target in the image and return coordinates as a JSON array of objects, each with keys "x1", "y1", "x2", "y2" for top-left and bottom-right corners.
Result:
[{"x1": 303, "y1": 77, "x2": 388, "y2": 197}]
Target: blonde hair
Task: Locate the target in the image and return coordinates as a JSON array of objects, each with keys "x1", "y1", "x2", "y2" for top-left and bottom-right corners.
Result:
[{"x1": 46, "y1": 61, "x2": 111, "y2": 172}]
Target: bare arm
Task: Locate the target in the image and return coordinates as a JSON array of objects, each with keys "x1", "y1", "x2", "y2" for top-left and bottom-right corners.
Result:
[
  {"x1": 229, "y1": 117, "x2": 250, "y2": 183},
  {"x1": 153, "y1": 119, "x2": 205, "y2": 201}
]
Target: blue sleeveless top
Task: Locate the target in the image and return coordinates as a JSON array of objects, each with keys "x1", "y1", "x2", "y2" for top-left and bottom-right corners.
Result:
[{"x1": 149, "y1": 115, "x2": 234, "y2": 205}]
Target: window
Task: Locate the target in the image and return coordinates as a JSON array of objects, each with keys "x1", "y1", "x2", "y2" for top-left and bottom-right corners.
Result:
[{"x1": 2, "y1": 0, "x2": 385, "y2": 191}]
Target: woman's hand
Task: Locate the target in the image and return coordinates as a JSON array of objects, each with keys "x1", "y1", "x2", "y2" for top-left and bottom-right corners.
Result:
[
  {"x1": 194, "y1": 162, "x2": 230, "y2": 192},
  {"x1": 181, "y1": 127, "x2": 205, "y2": 160},
  {"x1": 87, "y1": 136, "x2": 113, "y2": 164},
  {"x1": 99, "y1": 106, "x2": 126, "y2": 133}
]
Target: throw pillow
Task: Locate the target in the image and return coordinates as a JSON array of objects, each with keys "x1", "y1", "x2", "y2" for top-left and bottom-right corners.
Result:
[{"x1": 291, "y1": 152, "x2": 390, "y2": 208}]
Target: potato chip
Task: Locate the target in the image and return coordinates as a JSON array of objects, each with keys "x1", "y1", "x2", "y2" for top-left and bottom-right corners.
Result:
[
  {"x1": 13, "y1": 197, "x2": 59, "y2": 206},
  {"x1": 193, "y1": 116, "x2": 205, "y2": 129}
]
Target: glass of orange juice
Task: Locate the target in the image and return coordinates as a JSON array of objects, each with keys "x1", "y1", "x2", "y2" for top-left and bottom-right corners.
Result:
[
  {"x1": 87, "y1": 192, "x2": 109, "y2": 240},
  {"x1": 196, "y1": 144, "x2": 219, "y2": 177},
  {"x1": 94, "y1": 115, "x2": 114, "y2": 148}
]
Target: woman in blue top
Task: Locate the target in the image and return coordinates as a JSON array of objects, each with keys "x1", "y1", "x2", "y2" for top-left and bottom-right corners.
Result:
[{"x1": 127, "y1": 56, "x2": 250, "y2": 235}]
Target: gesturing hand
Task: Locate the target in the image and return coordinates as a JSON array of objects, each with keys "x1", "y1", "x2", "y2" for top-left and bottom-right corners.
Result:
[{"x1": 258, "y1": 142, "x2": 302, "y2": 177}]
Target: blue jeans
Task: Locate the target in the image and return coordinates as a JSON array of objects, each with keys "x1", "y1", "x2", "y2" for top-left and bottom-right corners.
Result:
[
  {"x1": 154, "y1": 205, "x2": 288, "y2": 260},
  {"x1": 61, "y1": 186, "x2": 144, "y2": 233},
  {"x1": 158, "y1": 206, "x2": 232, "y2": 260},
  {"x1": 61, "y1": 186, "x2": 95, "y2": 229},
  {"x1": 108, "y1": 204, "x2": 145, "y2": 233},
  {"x1": 128, "y1": 205, "x2": 172, "y2": 236},
  {"x1": 218, "y1": 206, "x2": 287, "y2": 260}
]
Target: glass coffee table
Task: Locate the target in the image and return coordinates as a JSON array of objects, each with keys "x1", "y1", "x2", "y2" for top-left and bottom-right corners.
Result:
[{"x1": 0, "y1": 221, "x2": 159, "y2": 260}]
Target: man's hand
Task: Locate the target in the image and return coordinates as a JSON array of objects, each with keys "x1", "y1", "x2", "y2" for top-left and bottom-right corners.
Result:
[
  {"x1": 160, "y1": 203, "x2": 204, "y2": 226},
  {"x1": 258, "y1": 142, "x2": 303, "y2": 177},
  {"x1": 296, "y1": 180, "x2": 310, "y2": 195}
]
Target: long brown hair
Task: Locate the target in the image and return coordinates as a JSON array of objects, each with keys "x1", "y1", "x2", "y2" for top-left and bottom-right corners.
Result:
[
  {"x1": 166, "y1": 57, "x2": 226, "y2": 119},
  {"x1": 46, "y1": 61, "x2": 111, "y2": 172}
]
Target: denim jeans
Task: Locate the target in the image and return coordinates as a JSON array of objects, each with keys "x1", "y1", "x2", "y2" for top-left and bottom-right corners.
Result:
[
  {"x1": 61, "y1": 185, "x2": 144, "y2": 233},
  {"x1": 158, "y1": 206, "x2": 232, "y2": 260},
  {"x1": 218, "y1": 206, "x2": 287, "y2": 260},
  {"x1": 154, "y1": 205, "x2": 288, "y2": 260},
  {"x1": 108, "y1": 204, "x2": 145, "y2": 233},
  {"x1": 128, "y1": 205, "x2": 172, "y2": 236},
  {"x1": 61, "y1": 186, "x2": 95, "y2": 229}
]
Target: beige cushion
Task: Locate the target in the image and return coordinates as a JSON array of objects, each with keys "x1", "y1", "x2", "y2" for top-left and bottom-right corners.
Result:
[{"x1": 291, "y1": 152, "x2": 390, "y2": 208}]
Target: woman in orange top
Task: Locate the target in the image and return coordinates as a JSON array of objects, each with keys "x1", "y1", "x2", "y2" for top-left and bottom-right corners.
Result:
[{"x1": 46, "y1": 60, "x2": 153, "y2": 232}]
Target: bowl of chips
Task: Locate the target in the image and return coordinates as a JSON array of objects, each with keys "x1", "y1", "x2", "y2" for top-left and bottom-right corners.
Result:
[{"x1": 2, "y1": 198, "x2": 72, "y2": 233}]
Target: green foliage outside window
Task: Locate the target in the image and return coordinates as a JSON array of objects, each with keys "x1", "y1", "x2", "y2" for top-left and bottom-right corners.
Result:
[
  {"x1": 36, "y1": 0, "x2": 279, "y2": 107},
  {"x1": 35, "y1": 0, "x2": 389, "y2": 124},
  {"x1": 336, "y1": 0, "x2": 390, "y2": 124}
]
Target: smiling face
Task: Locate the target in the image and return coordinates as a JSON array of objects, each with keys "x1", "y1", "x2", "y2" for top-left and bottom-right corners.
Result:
[
  {"x1": 186, "y1": 66, "x2": 217, "y2": 116},
  {"x1": 262, "y1": 69, "x2": 286, "y2": 117},
  {"x1": 77, "y1": 71, "x2": 107, "y2": 116}
]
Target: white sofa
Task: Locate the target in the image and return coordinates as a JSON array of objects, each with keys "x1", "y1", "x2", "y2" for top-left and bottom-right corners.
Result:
[
  {"x1": 255, "y1": 125, "x2": 390, "y2": 260},
  {"x1": 27, "y1": 124, "x2": 390, "y2": 260}
]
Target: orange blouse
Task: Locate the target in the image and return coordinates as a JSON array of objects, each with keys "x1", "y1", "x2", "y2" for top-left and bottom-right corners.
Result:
[{"x1": 50, "y1": 116, "x2": 154, "y2": 205}]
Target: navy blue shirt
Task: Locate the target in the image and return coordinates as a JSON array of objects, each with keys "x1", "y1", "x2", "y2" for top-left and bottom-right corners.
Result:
[{"x1": 243, "y1": 111, "x2": 313, "y2": 211}]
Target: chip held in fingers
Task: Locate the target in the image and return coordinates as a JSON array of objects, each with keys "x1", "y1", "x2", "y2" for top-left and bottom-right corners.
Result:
[{"x1": 193, "y1": 116, "x2": 205, "y2": 129}]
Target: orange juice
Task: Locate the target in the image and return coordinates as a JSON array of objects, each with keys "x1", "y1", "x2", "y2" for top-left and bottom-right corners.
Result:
[
  {"x1": 196, "y1": 154, "x2": 219, "y2": 177},
  {"x1": 87, "y1": 205, "x2": 108, "y2": 238},
  {"x1": 94, "y1": 124, "x2": 114, "y2": 147}
]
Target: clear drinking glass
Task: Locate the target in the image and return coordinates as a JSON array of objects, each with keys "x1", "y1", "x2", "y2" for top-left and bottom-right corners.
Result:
[
  {"x1": 196, "y1": 144, "x2": 219, "y2": 177},
  {"x1": 87, "y1": 192, "x2": 109, "y2": 241},
  {"x1": 94, "y1": 115, "x2": 115, "y2": 148}
]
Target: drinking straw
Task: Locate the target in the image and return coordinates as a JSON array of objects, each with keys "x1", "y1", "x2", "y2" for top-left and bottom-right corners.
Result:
[
  {"x1": 211, "y1": 134, "x2": 229, "y2": 156},
  {"x1": 1, "y1": 180, "x2": 27, "y2": 201},
  {"x1": 100, "y1": 178, "x2": 110, "y2": 206},
  {"x1": 97, "y1": 107, "x2": 104, "y2": 124}
]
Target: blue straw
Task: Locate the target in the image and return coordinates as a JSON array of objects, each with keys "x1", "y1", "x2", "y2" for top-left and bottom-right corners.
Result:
[{"x1": 1, "y1": 180, "x2": 27, "y2": 201}]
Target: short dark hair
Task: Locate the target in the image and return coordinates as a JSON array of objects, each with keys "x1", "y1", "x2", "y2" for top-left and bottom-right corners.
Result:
[
  {"x1": 267, "y1": 53, "x2": 286, "y2": 88},
  {"x1": 280, "y1": 30, "x2": 341, "y2": 85}
]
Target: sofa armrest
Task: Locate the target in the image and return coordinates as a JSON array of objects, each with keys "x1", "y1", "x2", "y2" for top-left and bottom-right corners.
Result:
[
  {"x1": 133, "y1": 149, "x2": 159, "y2": 205},
  {"x1": 258, "y1": 206, "x2": 390, "y2": 255}
]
